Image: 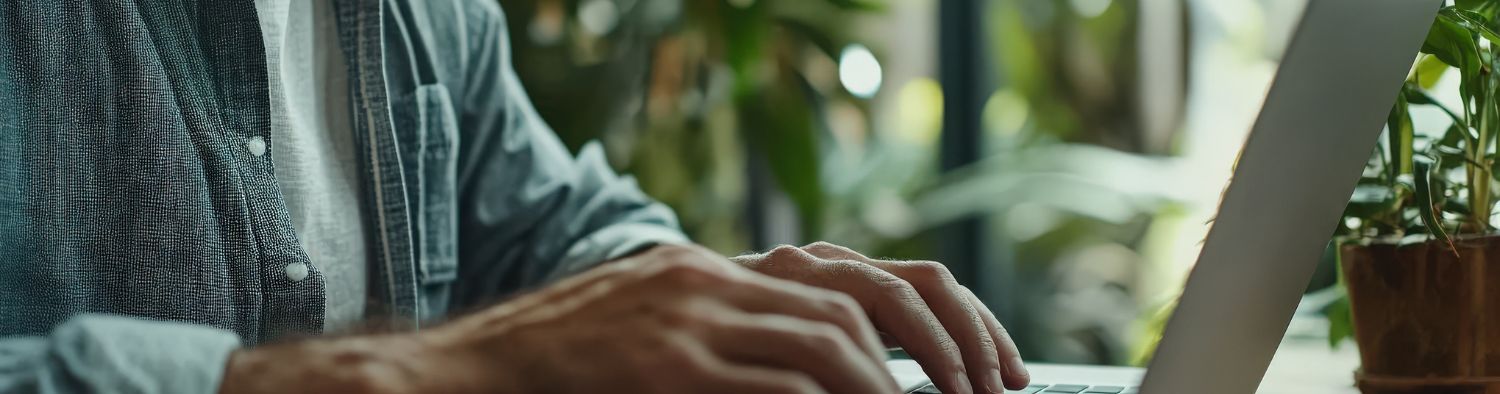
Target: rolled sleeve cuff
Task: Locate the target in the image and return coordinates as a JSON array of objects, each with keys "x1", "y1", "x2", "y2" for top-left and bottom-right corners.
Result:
[
  {"x1": 51, "y1": 314, "x2": 242, "y2": 394},
  {"x1": 554, "y1": 222, "x2": 691, "y2": 279}
]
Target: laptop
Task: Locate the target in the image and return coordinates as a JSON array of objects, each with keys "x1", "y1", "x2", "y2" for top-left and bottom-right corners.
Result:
[{"x1": 888, "y1": 0, "x2": 1438, "y2": 392}]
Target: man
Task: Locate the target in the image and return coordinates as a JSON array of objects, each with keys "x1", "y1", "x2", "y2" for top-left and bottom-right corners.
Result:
[{"x1": 0, "y1": 0, "x2": 1028, "y2": 393}]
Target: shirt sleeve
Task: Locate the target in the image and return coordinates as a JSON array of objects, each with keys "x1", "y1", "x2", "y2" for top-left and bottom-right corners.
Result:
[
  {"x1": 448, "y1": 1, "x2": 689, "y2": 301},
  {"x1": 0, "y1": 314, "x2": 242, "y2": 394}
]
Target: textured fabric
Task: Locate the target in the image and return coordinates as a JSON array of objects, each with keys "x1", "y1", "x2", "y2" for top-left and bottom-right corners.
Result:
[
  {"x1": 254, "y1": 0, "x2": 371, "y2": 332},
  {"x1": 0, "y1": 0, "x2": 689, "y2": 392},
  {"x1": 0, "y1": 315, "x2": 240, "y2": 394}
]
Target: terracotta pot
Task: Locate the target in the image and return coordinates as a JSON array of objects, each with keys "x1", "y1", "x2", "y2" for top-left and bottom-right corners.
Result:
[{"x1": 1340, "y1": 236, "x2": 1500, "y2": 393}]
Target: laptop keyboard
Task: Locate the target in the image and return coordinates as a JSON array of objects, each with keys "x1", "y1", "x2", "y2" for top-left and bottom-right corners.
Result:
[{"x1": 907, "y1": 383, "x2": 1139, "y2": 393}]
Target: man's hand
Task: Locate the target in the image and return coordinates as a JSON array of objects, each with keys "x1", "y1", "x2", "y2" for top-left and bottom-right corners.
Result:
[
  {"x1": 220, "y1": 245, "x2": 901, "y2": 394},
  {"x1": 732, "y1": 242, "x2": 1030, "y2": 393}
]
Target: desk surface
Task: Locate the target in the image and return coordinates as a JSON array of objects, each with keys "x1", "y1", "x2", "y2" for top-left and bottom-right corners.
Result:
[
  {"x1": 1258, "y1": 326, "x2": 1360, "y2": 393},
  {"x1": 894, "y1": 316, "x2": 1362, "y2": 393}
]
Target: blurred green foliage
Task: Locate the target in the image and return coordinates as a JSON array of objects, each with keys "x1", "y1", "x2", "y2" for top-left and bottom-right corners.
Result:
[
  {"x1": 980, "y1": 0, "x2": 1188, "y2": 365},
  {"x1": 501, "y1": 0, "x2": 884, "y2": 252},
  {"x1": 501, "y1": 0, "x2": 1186, "y2": 365},
  {"x1": 987, "y1": 0, "x2": 1167, "y2": 152}
]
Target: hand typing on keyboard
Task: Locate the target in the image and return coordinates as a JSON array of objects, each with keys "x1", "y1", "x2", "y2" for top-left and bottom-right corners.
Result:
[
  {"x1": 224, "y1": 245, "x2": 901, "y2": 394},
  {"x1": 734, "y1": 242, "x2": 1030, "y2": 392},
  {"x1": 223, "y1": 242, "x2": 1027, "y2": 394}
]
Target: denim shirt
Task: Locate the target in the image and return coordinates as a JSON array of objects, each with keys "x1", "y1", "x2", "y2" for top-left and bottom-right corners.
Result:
[{"x1": 0, "y1": 0, "x2": 686, "y2": 392}]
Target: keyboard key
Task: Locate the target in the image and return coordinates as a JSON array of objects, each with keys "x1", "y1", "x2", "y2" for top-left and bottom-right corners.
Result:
[
  {"x1": 1043, "y1": 384, "x2": 1090, "y2": 393},
  {"x1": 1006, "y1": 384, "x2": 1050, "y2": 394},
  {"x1": 1084, "y1": 386, "x2": 1125, "y2": 393},
  {"x1": 1119, "y1": 387, "x2": 1139, "y2": 394}
]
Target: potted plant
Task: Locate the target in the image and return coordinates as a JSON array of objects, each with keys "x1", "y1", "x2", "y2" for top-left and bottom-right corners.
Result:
[{"x1": 1331, "y1": 2, "x2": 1500, "y2": 392}]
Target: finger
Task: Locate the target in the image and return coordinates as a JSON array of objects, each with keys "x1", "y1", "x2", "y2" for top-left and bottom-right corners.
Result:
[
  {"x1": 597, "y1": 254, "x2": 890, "y2": 367},
  {"x1": 713, "y1": 273, "x2": 891, "y2": 364},
  {"x1": 960, "y1": 287, "x2": 1029, "y2": 389},
  {"x1": 703, "y1": 312, "x2": 899, "y2": 394},
  {"x1": 879, "y1": 261, "x2": 1006, "y2": 393},
  {"x1": 781, "y1": 251, "x2": 967, "y2": 393},
  {"x1": 799, "y1": 244, "x2": 987, "y2": 394}
]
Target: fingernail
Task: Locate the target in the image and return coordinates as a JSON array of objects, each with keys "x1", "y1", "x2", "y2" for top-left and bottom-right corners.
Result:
[
  {"x1": 950, "y1": 372, "x2": 974, "y2": 394},
  {"x1": 1010, "y1": 356, "x2": 1030, "y2": 377},
  {"x1": 984, "y1": 368, "x2": 1006, "y2": 393}
]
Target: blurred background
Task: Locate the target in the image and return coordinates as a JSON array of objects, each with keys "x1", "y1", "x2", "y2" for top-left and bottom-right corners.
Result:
[{"x1": 496, "y1": 0, "x2": 1313, "y2": 367}]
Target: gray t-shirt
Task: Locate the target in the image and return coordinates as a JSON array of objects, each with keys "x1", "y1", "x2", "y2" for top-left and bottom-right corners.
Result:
[{"x1": 253, "y1": 0, "x2": 369, "y2": 331}]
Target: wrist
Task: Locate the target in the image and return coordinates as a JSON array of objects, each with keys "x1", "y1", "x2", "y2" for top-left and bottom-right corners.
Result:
[{"x1": 218, "y1": 335, "x2": 432, "y2": 394}]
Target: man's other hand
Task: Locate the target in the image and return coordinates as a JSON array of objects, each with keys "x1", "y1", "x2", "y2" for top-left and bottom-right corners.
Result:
[
  {"x1": 732, "y1": 242, "x2": 1030, "y2": 393},
  {"x1": 220, "y1": 244, "x2": 901, "y2": 394}
]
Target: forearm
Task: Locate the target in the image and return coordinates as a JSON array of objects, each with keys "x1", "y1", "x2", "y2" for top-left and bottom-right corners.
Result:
[
  {"x1": 217, "y1": 328, "x2": 508, "y2": 394},
  {"x1": 219, "y1": 335, "x2": 412, "y2": 394}
]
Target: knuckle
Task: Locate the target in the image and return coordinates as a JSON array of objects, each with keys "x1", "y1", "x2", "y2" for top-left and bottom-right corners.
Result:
[
  {"x1": 873, "y1": 271, "x2": 918, "y2": 294},
  {"x1": 800, "y1": 241, "x2": 842, "y2": 253},
  {"x1": 765, "y1": 244, "x2": 805, "y2": 261},
  {"x1": 992, "y1": 322, "x2": 1014, "y2": 340},
  {"x1": 973, "y1": 324, "x2": 1000, "y2": 352},
  {"x1": 938, "y1": 337, "x2": 966, "y2": 367},
  {"x1": 905, "y1": 260, "x2": 955, "y2": 283},
  {"x1": 871, "y1": 276, "x2": 924, "y2": 308}
]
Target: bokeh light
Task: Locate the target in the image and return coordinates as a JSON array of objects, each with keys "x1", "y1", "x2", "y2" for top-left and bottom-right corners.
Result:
[{"x1": 839, "y1": 44, "x2": 884, "y2": 99}]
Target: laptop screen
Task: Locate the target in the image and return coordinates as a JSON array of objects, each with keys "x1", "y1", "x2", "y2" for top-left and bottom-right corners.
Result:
[{"x1": 878, "y1": 0, "x2": 1435, "y2": 392}]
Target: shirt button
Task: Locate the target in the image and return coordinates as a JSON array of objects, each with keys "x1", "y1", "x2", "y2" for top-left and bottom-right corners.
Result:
[
  {"x1": 284, "y1": 262, "x2": 309, "y2": 282},
  {"x1": 246, "y1": 136, "x2": 267, "y2": 157}
]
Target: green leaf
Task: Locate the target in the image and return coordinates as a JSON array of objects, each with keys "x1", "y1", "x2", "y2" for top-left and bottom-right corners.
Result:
[
  {"x1": 1441, "y1": 8, "x2": 1500, "y2": 44},
  {"x1": 776, "y1": 18, "x2": 841, "y2": 60},
  {"x1": 823, "y1": 0, "x2": 884, "y2": 12},
  {"x1": 1424, "y1": 8, "x2": 1482, "y2": 119},
  {"x1": 739, "y1": 85, "x2": 825, "y2": 238},
  {"x1": 724, "y1": 1, "x2": 770, "y2": 96},
  {"x1": 1414, "y1": 159, "x2": 1457, "y2": 252},
  {"x1": 1326, "y1": 293, "x2": 1354, "y2": 349},
  {"x1": 1415, "y1": 54, "x2": 1451, "y2": 89},
  {"x1": 1323, "y1": 240, "x2": 1356, "y2": 349},
  {"x1": 1424, "y1": 10, "x2": 1478, "y2": 70},
  {"x1": 1492, "y1": 154, "x2": 1500, "y2": 181},
  {"x1": 1446, "y1": 197, "x2": 1475, "y2": 214},
  {"x1": 1387, "y1": 92, "x2": 1415, "y2": 179},
  {"x1": 1458, "y1": 0, "x2": 1500, "y2": 18}
]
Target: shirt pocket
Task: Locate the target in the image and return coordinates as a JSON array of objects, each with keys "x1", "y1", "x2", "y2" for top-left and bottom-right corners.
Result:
[{"x1": 411, "y1": 84, "x2": 460, "y2": 285}]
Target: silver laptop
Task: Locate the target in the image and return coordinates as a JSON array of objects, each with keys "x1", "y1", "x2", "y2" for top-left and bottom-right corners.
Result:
[{"x1": 889, "y1": 0, "x2": 1438, "y2": 392}]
